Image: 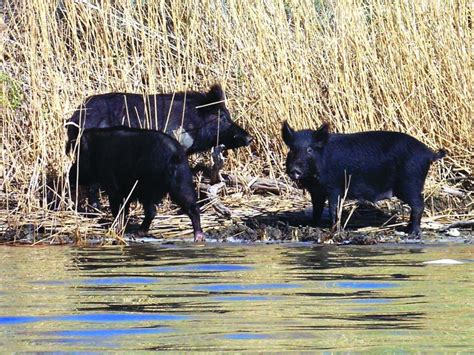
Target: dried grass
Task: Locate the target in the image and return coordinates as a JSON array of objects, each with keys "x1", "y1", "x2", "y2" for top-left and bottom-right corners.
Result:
[{"x1": 1, "y1": 0, "x2": 472, "y2": 243}]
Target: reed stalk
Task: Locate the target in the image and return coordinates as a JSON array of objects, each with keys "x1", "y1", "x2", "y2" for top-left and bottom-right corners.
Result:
[{"x1": 1, "y1": 0, "x2": 472, "y2": 241}]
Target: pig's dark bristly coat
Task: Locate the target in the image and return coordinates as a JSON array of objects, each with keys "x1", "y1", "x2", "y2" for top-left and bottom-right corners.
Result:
[
  {"x1": 69, "y1": 126, "x2": 204, "y2": 241},
  {"x1": 66, "y1": 84, "x2": 252, "y2": 210},
  {"x1": 282, "y1": 121, "x2": 446, "y2": 237},
  {"x1": 66, "y1": 84, "x2": 252, "y2": 155}
]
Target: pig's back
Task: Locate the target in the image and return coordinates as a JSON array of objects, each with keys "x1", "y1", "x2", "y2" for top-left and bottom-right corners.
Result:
[
  {"x1": 321, "y1": 131, "x2": 434, "y2": 200},
  {"x1": 70, "y1": 93, "x2": 179, "y2": 130},
  {"x1": 88, "y1": 127, "x2": 184, "y2": 165},
  {"x1": 323, "y1": 130, "x2": 435, "y2": 182},
  {"x1": 327, "y1": 131, "x2": 433, "y2": 160}
]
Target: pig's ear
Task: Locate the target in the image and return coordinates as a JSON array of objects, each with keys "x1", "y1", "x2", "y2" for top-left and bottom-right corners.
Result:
[
  {"x1": 282, "y1": 121, "x2": 295, "y2": 146},
  {"x1": 206, "y1": 84, "x2": 225, "y2": 103},
  {"x1": 312, "y1": 123, "x2": 329, "y2": 148}
]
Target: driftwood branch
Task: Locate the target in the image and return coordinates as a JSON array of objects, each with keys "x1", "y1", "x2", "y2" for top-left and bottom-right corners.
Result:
[
  {"x1": 191, "y1": 145, "x2": 226, "y2": 184},
  {"x1": 206, "y1": 182, "x2": 231, "y2": 217},
  {"x1": 442, "y1": 186, "x2": 465, "y2": 197},
  {"x1": 198, "y1": 174, "x2": 297, "y2": 218},
  {"x1": 224, "y1": 175, "x2": 297, "y2": 194},
  {"x1": 195, "y1": 144, "x2": 297, "y2": 217},
  {"x1": 444, "y1": 219, "x2": 474, "y2": 230}
]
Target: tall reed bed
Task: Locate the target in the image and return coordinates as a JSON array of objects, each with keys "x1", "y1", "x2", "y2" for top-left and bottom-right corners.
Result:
[{"x1": 1, "y1": 0, "x2": 472, "y2": 236}]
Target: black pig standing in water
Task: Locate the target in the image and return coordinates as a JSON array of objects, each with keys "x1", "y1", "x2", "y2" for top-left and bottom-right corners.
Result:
[
  {"x1": 66, "y1": 84, "x2": 252, "y2": 208},
  {"x1": 69, "y1": 126, "x2": 205, "y2": 242},
  {"x1": 282, "y1": 121, "x2": 446, "y2": 237}
]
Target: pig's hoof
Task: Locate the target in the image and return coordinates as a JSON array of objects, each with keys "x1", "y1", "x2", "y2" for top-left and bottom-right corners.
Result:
[
  {"x1": 194, "y1": 231, "x2": 206, "y2": 242},
  {"x1": 405, "y1": 226, "x2": 422, "y2": 239},
  {"x1": 136, "y1": 229, "x2": 150, "y2": 237},
  {"x1": 406, "y1": 230, "x2": 422, "y2": 239}
]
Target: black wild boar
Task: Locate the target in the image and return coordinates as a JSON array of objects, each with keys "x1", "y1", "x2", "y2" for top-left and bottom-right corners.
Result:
[
  {"x1": 69, "y1": 126, "x2": 205, "y2": 242},
  {"x1": 65, "y1": 84, "x2": 252, "y2": 154},
  {"x1": 66, "y1": 84, "x2": 252, "y2": 209},
  {"x1": 282, "y1": 122, "x2": 446, "y2": 237}
]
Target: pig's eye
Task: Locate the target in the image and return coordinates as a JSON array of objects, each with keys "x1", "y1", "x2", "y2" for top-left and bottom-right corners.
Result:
[{"x1": 306, "y1": 147, "x2": 313, "y2": 154}]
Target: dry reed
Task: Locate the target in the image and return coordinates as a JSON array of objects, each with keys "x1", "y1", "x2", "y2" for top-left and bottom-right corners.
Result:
[{"x1": 1, "y1": 0, "x2": 472, "y2": 242}]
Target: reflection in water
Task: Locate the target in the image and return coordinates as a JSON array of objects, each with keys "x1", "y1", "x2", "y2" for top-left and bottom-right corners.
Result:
[
  {"x1": 0, "y1": 313, "x2": 188, "y2": 324},
  {"x1": 53, "y1": 313, "x2": 189, "y2": 322},
  {"x1": 82, "y1": 277, "x2": 160, "y2": 285},
  {"x1": 0, "y1": 243, "x2": 472, "y2": 352},
  {"x1": 193, "y1": 283, "x2": 301, "y2": 292},
  {"x1": 154, "y1": 264, "x2": 253, "y2": 272},
  {"x1": 0, "y1": 316, "x2": 42, "y2": 324},
  {"x1": 223, "y1": 333, "x2": 271, "y2": 340},
  {"x1": 47, "y1": 327, "x2": 174, "y2": 338},
  {"x1": 351, "y1": 298, "x2": 393, "y2": 304},
  {"x1": 327, "y1": 281, "x2": 398, "y2": 289},
  {"x1": 210, "y1": 295, "x2": 278, "y2": 302}
]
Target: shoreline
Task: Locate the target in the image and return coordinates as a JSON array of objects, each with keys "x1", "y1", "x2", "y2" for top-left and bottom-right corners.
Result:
[
  {"x1": 2, "y1": 213, "x2": 472, "y2": 247},
  {"x1": 2, "y1": 176, "x2": 472, "y2": 247}
]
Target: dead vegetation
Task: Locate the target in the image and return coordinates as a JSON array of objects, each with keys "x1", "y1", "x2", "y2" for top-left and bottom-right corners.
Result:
[{"x1": 1, "y1": 0, "x2": 472, "y2": 244}]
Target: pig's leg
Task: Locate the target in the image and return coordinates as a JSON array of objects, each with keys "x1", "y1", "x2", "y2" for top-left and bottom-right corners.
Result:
[
  {"x1": 327, "y1": 191, "x2": 340, "y2": 230},
  {"x1": 309, "y1": 184, "x2": 326, "y2": 226},
  {"x1": 183, "y1": 203, "x2": 204, "y2": 242},
  {"x1": 106, "y1": 193, "x2": 128, "y2": 231},
  {"x1": 405, "y1": 195, "x2": 424, "y2": 238},
  {"x1": 87, "y1": 183, "x2": 102, "y2": 210},
  {"x1": 109, "y1": 194, "x2": 132, "y2": 220},
  {"x1": 169, "y1": 182, "x2": 204, "y2": 242},
  {"x1": 138, "y1": 200, "x2": 156, "y2": 236},
  {"x1": 397, "y1": 161, "x2": 429, "y2": 238},
  {"x1": 108, "y1": 194, "x2": 122, "y2": 218}
]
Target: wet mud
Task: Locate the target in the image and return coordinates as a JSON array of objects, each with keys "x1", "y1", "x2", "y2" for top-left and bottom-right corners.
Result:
[{"x1": 2, "y1": 205, "x2": 472, "y2": 246}]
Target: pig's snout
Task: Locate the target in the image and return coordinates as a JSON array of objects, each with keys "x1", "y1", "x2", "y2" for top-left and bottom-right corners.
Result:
[
  {"x1": 237, "y1": 134, "x2": 253, "y2": 146},
  {"x1": 223, "y1": 125, "x2": 253, "y2": 149},
  {"x1": 289, "y1": 167, "x2": 303, "y2": 181},
  {"x1": 232, "y1": 124, "x2": 253, "y2": 147}
]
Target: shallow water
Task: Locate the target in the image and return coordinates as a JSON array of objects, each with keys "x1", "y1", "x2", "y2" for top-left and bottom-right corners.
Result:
[{"x1": 0, "y1": 243, "x2": 472, "y2": 352}]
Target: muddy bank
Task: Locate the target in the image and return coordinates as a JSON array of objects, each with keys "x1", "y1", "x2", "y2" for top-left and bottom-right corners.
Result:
[
  {"x1": 1, "y1": 179, "x2": 472, "y2": 246},
  {"x1": 204, "y1": 221, "x2": 473, "y2": 245},
  {"x1": 2, "y1": 211, "x2": 472, "y2": 246}
]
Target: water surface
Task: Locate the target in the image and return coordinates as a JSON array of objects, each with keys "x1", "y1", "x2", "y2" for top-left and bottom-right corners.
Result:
[{"x1": 0, "y1": 243, "x2": 472, "y2": 351}]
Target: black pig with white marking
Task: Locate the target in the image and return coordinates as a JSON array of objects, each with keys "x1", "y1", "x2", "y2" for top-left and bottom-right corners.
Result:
[
  {"x1": 66, "y1": 84, "x2": 252, "y2": 209},
  {"x1": 69, "y1": 126, "x2": 205, "y2": 242},
  {"x1": 282, "y1": 121, "x2": 446, "y2": 237},
  {"x1": 66, "y1": 84, "x2": 252, "y2": 154}
]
